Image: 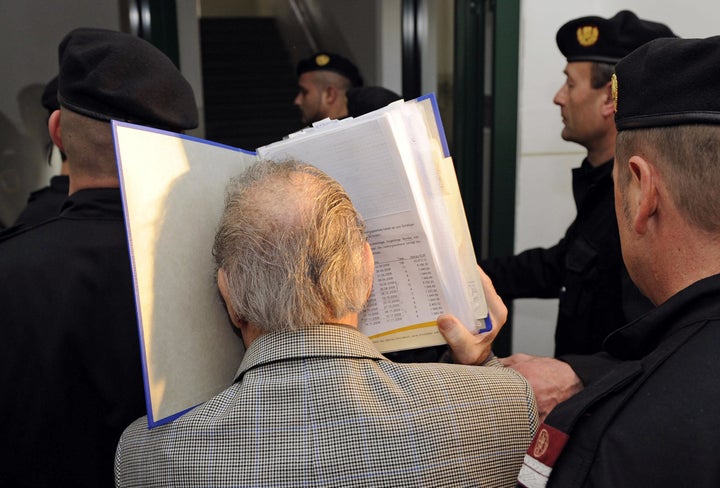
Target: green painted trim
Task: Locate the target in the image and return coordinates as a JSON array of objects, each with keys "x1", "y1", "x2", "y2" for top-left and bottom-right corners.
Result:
[
  {"x1": 148, "y1": 0, "x2": 180, "y2": 68},
  {"x1": 490, "y1": 0, "x2": 520, "y2": 356},
  {"x1": 490, "y1": 0, "x2": 519, "y2": 259},
  {"x1": 452, "y1": 0, "x2": 485, "y2": 259},
  {"x1": 453, "y1": 0, "x2": 519, "y2": 355}
]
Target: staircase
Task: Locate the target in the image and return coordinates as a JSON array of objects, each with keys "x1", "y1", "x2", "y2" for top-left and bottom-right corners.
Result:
[{"x1": 200, "y1": 17, "x2": 304, "y2": 150}]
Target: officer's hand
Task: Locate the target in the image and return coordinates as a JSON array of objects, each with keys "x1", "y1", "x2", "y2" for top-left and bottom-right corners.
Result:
[{"x1": 500, "y1": 354, "x2": 583, "y2": 422}]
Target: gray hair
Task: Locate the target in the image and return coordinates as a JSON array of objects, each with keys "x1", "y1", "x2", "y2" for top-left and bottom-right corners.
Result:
[
  {"x1": 616, "y1": 125, "x2": 720, "y2": 233},
  {"x1": 212, "y1": 160, "x2": 372, "y2": 331}
]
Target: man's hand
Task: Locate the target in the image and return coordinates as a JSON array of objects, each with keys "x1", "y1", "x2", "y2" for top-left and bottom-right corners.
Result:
[
  {"x1": 437, "y1": 266, "x2": 507, "y2": 365},
  {"x1": 500, "y1": 354, "x2": 583, "y2": 422}
]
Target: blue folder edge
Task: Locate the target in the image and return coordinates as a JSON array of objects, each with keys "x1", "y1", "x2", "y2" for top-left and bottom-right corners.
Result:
[{"x1": 417, "y1": 93, "x2": 451, "y2": 158}]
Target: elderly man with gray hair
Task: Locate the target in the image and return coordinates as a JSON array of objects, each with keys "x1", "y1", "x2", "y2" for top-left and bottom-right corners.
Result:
[{"x1": 115, "y1": 160, "x2": 538, "y2": 488}]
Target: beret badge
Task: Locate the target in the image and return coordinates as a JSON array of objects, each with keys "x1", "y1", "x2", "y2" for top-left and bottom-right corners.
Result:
[
  {"x1": 297, "y1": 51, "x2": 364, "y2": 87},
  {"x1": 315, "y1": 54, "x2": 330, "y2": 67},
  {"x1": 576, "y1": 25, "x2": 599, "y2": 47},
  {"x1": 611, "y1": 73, "x2": 619, "y2": 113}
]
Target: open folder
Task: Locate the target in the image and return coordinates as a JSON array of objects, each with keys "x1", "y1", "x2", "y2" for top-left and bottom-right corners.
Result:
[{"x1": 113, "y1": 94, "x2": 491, "y2": 428}]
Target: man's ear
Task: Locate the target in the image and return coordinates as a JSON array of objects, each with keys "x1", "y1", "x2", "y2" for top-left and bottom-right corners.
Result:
[
  {"x1": 217, "y1": 268, "x2": 243, "y2": 329},
  {"x1": 362, "y1": 241, "x2": 375, "y2": 300},
  {"x1": 628, "y1": 155, "x2": 658, "y2": 234},
  {"x1": 48, "y1": 109, "x2": 64, "y2": 151},
  {"x1": 600, "y1": 82, "x2": 615, "y2": 117},
  {"x1": 323, "y1": 84, "x2": 339, "y2": 104},
  {"x1": 363, "y1": 241, "x2": 375, "y2": 274}
]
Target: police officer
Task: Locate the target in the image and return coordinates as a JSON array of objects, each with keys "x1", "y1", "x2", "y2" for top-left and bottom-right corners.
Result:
[
  {"x1": 0, "y1": 28, "x2": 197, "y2": 487},
  {"x1": 441, "y1": 36, "x2": 720, "y2": 486},
  {"x1": 481, "y1": 11, "x2": 674, "y2": 418},
  {"x1": 293, "y1": 51, "x2": 363, "y2": 125},
  {"x1": 515, "y1": 34, "x2": 720, "y2": 488},
  {"x1": 11, "y1": 76, "x2": 70, "y2": 228}
]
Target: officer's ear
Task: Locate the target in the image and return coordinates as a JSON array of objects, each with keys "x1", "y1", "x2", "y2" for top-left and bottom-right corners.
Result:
[
  {"x1": 324, "y1": 84, "x2": 339, "y2": 104},
  {"x1": 600, "y1": 81, "x2": 615, "y2": 117},
  {"x1": 48, "y1": 109, "x2": 64, "y2": 152},
  {"x1": 627, "y1": 154, "x2": 659, "y2": 235}
]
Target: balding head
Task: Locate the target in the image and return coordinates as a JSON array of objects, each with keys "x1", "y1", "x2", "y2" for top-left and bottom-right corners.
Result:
[{"x1": 213, "y1": 160, "x2": 373, "y2": 333}]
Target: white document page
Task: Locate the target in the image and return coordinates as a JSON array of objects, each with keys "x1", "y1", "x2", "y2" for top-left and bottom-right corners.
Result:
[{"x1": 257, "y1": 110, "x2": 478, "y2": 352}]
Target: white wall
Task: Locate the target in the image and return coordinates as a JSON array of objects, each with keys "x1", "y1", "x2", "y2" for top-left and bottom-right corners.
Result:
[
  {"x1": 513, "y1": 0, "x2": 720, "y2": 356},
  {"x1": 177, "y1": 1, "x2": 205, "y2": 139},
  {"x1": 378, "y1": 0, "x2": 402, "y2": 94}
]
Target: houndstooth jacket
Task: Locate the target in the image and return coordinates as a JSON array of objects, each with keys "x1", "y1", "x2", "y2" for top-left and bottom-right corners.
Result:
[{"x1": 115, "y1": 324, "x2": 538, "y2": 487}]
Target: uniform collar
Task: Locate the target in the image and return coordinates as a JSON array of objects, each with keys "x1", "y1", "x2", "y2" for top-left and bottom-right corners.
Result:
[
  {"x1": 604, "y1": 273, "x2": 720, "y2": 359},
  {"x1": 235, "y1": 324, "x2": 385, "y2": 382},
  {"x1": 0, "y1": 187, "x2": 123, "y2": 242},
  {"x1": 59, "y1": 187, "x2": 123, "y2": 219},
  {"x1": 572, "y1": 157, "x2": 614, "y2": 206},
  {"x1": 48, "y1": 174, "x2": 70, "y2": 193}
]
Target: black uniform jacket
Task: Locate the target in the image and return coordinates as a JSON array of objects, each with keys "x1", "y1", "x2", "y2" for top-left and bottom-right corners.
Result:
[
  {"x1": 13, "y1": 174, "x2": 70, "y2": 228},
  {"x1": 0, "y1": 188, "x2": 144, "y2": 488},
  {"x1": 482, "y1": 159, "x2": 653, "y2": 360},
  {"x1": 522, "y1": 273, "x2": 720, "y2": 487}
]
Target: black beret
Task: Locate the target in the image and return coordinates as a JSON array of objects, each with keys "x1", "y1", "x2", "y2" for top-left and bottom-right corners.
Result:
[
  {"x1": 614, "y1": 36, "x2": 720, "y2": 131},
  {"x1": 556, "y1": 10, "x2": 675, "y2": 64},
  {"x1": 346, "y1": 86, "x2": 401, "y2": 117},
  {"x1": 297, "y1": 52, "x2": 363, "y2": 87},
  {"x1": 57, "y1": 27, "x2": 198, "y2": 131},
  {"x1": 41, "y1": 76, "x2": 60, "y2": 113}
]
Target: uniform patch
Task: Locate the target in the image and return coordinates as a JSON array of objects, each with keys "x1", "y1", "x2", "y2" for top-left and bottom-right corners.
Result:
[{"x1": 517, "y1": 423, "x2": 569, "y2": 488}]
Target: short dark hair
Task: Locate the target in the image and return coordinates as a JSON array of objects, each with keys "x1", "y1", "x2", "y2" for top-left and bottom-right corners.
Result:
[{"x1": 616, "y1": 125, "x2": 720, "y2": 233}]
